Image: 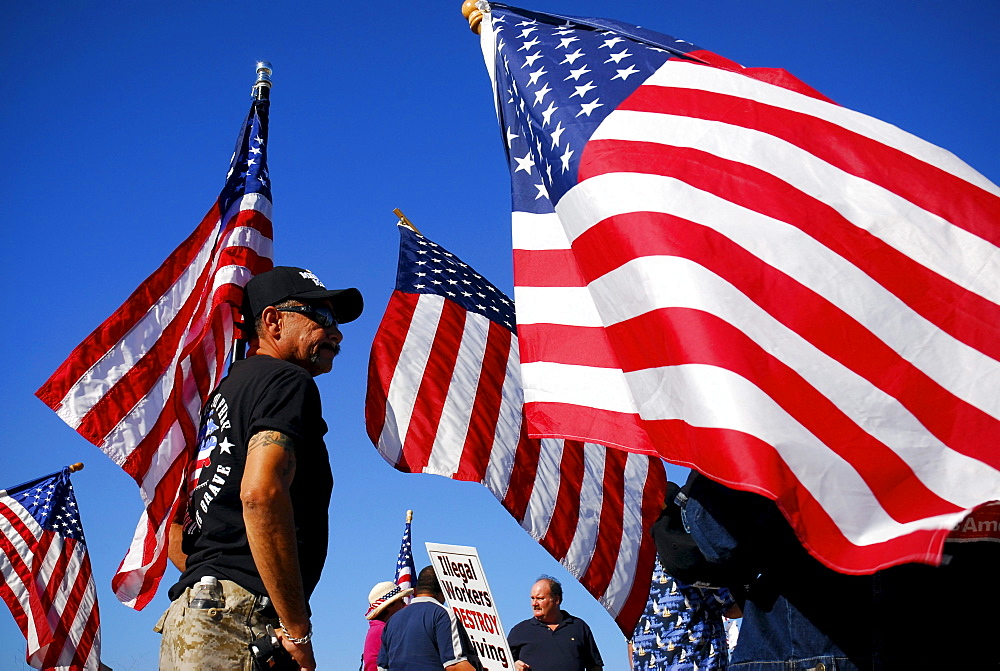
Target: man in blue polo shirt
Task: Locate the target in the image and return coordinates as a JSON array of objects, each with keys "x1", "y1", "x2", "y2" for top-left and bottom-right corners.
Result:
[
  {"x1": 378, "y1": 566, "x2": 481, "y2": 671},
  {"x1": 507, "y1": 576, "x2": 604, "y2": 671}
]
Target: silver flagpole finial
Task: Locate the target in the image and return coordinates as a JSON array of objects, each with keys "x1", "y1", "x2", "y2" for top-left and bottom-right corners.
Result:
[{"x1": 253, "y1": 61, "x2": 273, "y2": 100}]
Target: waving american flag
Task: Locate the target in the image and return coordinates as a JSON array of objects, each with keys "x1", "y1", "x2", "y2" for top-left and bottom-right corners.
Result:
[
  {"x1": 35, "y1": 99, "x2": 274, "y2": 609},
  {"x1": 366, "y1": 224, "x2": 666, "y2": 633},
  {"x1": 0, "y1": 468, "x2": 101, "y2": 670},
  {"x1": 477, "y1": 3, "x2": 1000, "y2": 574}
]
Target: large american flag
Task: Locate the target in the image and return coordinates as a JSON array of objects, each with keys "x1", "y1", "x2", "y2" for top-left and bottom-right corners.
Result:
[
  {"x1": 366, "y1": 224, "x2": 666, "y2": 634},
  {"x1": 0, "y1": 468, "x2": 101, "y2": 670},
  {"x1": 477, "y1": 3, "x2": 1000, "y2": 574},
  {"x1": 35, "y1": 99, "x2": 275, "y2": 608}
]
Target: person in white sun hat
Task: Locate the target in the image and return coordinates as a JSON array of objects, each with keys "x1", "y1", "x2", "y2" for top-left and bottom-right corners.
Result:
[{"x1": 363, "y1": 581, "x2": 413, "y2": 671}]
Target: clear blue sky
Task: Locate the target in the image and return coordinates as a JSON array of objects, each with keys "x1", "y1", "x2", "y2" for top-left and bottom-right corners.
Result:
[{"x1": 4, "y1": 2, "x2": 997, "y2": 669}]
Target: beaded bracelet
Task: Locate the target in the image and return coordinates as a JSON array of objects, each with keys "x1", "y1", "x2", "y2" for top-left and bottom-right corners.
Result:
[{"x1": 279, "y1": 621, "x2": 313, "y2": 645}]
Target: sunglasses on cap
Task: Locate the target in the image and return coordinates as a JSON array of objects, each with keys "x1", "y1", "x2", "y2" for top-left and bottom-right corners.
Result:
[{"x1": 275, "y1": 304, "x2": 339, "y2": 329}]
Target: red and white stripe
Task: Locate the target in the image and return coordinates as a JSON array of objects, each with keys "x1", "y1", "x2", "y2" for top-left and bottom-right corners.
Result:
[
  {"x1": 35, "y1": 194, "x2": 273, "y2": 608},
  {"x1": 509, "y1": 54, "x2": 1000, "y2": 573},
  {"x1": 0, "y1": 497, "x2": 100, "y2": 669},
  {"x1": 366, "y1": 287, "x2": 666, "y2": 634}
]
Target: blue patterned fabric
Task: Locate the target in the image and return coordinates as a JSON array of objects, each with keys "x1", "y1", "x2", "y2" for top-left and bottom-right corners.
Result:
[{"x1": 631, "y1": 561, "x2": 733, "y2": 670}]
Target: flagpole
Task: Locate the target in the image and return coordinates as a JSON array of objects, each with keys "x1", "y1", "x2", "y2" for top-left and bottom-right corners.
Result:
[
  {"x1": 252, "y1": 61, "x2": 272, "y2": 101},
  {"x1": 68, "y1": 463, "x2": 84, "y2": 473},
  {"x1": 233, "y1": 61, "x2": 274, "y2": 364},
  {"x1": 406, "y1": 509, "x2": 413, "y2": 523},
  {"x1": 393, "y1": 208, "x2": 422, "y2": 235},
  {"x1": 461, "y1": 0, "x2": 485, "y2": 33}
]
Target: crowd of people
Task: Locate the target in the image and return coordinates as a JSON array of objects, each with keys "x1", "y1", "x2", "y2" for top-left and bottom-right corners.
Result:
[{"x1": 368, "y1": 570, "x2": 604, "y2": 671}]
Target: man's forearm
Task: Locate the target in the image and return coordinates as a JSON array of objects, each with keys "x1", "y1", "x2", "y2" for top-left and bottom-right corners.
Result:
[
  {"x1": 243, "y1": 484, "x2": 309, "y2": 634},
  {"x1": 242, "y1": 429, "x2": 316, "y2": 670}
]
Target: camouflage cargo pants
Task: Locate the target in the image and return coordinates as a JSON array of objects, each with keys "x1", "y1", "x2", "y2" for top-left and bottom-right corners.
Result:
[{"x1": 155, "y1": 579, "x2": 279, "y2": 671}]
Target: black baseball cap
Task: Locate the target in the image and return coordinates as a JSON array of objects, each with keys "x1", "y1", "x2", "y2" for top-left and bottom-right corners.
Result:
[{"x1": 243, "y1": 266, "x2": 364, "y2": 324}]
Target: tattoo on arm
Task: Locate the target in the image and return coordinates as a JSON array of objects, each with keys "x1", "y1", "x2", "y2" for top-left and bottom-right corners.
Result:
[{"x1": 248, "y1": 430, "x2": 297, "y2": 476}]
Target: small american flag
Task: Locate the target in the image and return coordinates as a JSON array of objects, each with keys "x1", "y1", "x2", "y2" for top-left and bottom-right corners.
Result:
[
  {"x1": 35, "y1": 99, "x2": 275, "y2": 609},
  {"x1": 394, "y1": 513, "x2": 415, "y2": 604},
  {"x1": 365, "y1": 224, "x2": 666, "y2": 634},
  {"x1": 0, "y1": 468, "x2": 101, "y2": 670},
  {"x1": 478, "y1": 4, "x2": 1000, "y2": 573}
]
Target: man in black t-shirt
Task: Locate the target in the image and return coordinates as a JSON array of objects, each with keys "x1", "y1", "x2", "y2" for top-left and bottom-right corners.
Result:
[{"x1": 156, "y1": 266, "x2": 362, "y2": 671}]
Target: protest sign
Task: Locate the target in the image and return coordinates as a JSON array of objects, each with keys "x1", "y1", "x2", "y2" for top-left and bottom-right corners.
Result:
[{"x1": 426, "y1": 542, "x2": 513, "y2": 670}]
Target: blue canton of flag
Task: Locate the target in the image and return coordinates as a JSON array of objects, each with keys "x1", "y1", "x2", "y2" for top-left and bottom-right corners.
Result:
[
  {"x1": 397, "y1": 225, "x2": 515, "y2": 331},
  {"x1": 488, "y1": 4, "x2": 700, "y2": 213},
  {"x1": 6, "y1": 472, "x2": 86, "y2": 541}
]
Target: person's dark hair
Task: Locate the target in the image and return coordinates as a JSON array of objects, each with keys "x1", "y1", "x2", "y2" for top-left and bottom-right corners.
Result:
[
  {"x1": 416, "y1": 565, "x2": 442, "y2": 597},
  {"x1": 537, "y1": 575, "x2": 563, "y2": 602},
  {"x1": 254, "y1": 298, "x2": 297, "y2": 337}
]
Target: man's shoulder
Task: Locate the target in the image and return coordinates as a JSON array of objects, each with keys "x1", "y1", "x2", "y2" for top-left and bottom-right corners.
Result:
[
  {"x1": 224, "y1": 355, "x2": 317, "y2": 395},
  {"x1": 238, "y1": 354, "x2": 312, "y2": 379},
  {"x1": 390, "y1": 598, "x2": 447, "y2": 627}
]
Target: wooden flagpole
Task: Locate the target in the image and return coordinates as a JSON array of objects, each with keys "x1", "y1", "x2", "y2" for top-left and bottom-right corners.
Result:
[
  {"x1": 394, "y1": 208, "x2": 422, "y2": 235},
  {"x1": 461, "y1": 0, "x2": 485, "y2": 34}
]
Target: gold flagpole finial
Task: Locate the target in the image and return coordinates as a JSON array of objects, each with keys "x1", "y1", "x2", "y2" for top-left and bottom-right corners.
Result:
[
  {"x1": 393, "y1": 208, "x2": 422, "y2": 235},
  {"x1": 68, "y1": 463, "x2": 85, "y2": 473},
  {"x1": 461, "y1": 0, "x2": 485, "y2": 34},
  {"x1": 406, "y1": 509, "x2": 413, "y2": 523}
]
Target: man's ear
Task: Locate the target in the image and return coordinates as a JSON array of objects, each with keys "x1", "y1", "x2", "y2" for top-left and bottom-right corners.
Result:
[{"x1": 258, "y1": 305, "x2": 282, "y2": 339}]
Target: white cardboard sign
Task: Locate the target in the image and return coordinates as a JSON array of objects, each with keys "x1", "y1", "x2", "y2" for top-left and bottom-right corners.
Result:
[{"x1": 426, "y1": 542, "x2": 513, "y2": 670}]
